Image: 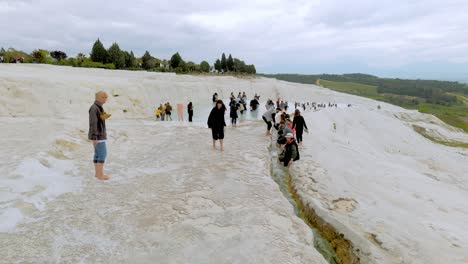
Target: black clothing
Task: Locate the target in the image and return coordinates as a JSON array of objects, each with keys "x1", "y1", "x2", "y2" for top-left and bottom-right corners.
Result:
[
  {"x1": 293, "y1": 115, "x2": 308, "y2": 143},
  {"x1": 283, "y1": 140, "x2": 300, "y2": 167},
  {"x1": 250, "y1": 99, "x2": 259, "y2": 111},
  {"x1": 212, "y1": 127, "x2": 224, "y2": 140},
  {"x1": 277, "y1": 136, "x2": 287, "y2": 145},
  {"x1": 208, "y1": 106, "x2": 226, "y2": 140},
  {"x1": 262, "y1": 116, "x2": 272, "y2": 131},
  {"x1": 229, "y1": 101, "x2": 238, "y2": 119},
  {"x1": 187, "y1": 103, "x2": 193, "y2": 122}
]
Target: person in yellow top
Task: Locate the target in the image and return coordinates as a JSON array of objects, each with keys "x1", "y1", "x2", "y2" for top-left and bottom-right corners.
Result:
[{"x1": 155, "y1": 107, "x2": 161, "y2": 121}]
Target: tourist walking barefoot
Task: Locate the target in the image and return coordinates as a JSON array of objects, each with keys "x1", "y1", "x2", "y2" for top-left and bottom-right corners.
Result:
[
  {"x1": 207, "y1": 100, "x2": 226, "y2": 151},
  {"x1": 88, "y1": 91, "x2": 111, "y2": 180},
  {"x1": 292, "y1": 109, "x2": 308, "y2": 145},
  {"x1": 165, "y1": 102, "x2": 173, "y2": 121},
  {"x1": 262, "y1": 107, "x2": 276, "y2": 136},
  {"x1": 229, "y1": 98, "x2": 238, "y2": 127},
  {"x1": 177, "y1": 103, "x2": 184, "y2": 121}
]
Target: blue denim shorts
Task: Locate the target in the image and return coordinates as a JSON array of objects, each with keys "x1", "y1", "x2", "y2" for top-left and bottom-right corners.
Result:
[{"x1": 93, "y1": 142, "x2": 107, "y2": 163}]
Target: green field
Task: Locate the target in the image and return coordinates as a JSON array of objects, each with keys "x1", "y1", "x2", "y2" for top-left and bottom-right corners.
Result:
[
  {"x1": 319, "y1": 79, "x2": 379, "y2": 97},
  {"x1": 418, "y1": 103, "x2": 468, "y2": 132},
  {"x1": 319, "y1": 79, "x2": 468, "y2": 133}
]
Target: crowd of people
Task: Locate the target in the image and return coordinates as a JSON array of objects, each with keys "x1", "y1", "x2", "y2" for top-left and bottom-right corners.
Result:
[
  {"x1": 259, "y1": 99, "x2": 310, "y2": 167},
  {"x1": 154, "y1": 102, "x2": 194, "y2": 122},
  {"x1": 207, "y1": 94, "x2": 311, "y2": 167},
  {"x1": 90, "y1": 90, "x2": 335, "y2": 180}
]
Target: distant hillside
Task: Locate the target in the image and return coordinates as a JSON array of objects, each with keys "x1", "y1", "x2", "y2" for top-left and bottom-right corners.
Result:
[{"x1": 260, "y1": 73, "x2": 468, "y2": 132}]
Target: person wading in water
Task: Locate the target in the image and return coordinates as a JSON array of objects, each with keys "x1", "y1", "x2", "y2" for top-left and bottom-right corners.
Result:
[
  {"x1": 207, "y1": 100, "x2": 227, "y2": 151},
  {"x1": 187, "y1": 101, "x2": 193, "y2": 122}
]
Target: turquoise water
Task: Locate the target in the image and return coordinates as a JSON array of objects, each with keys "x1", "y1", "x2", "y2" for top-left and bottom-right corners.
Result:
[{"x1": 162, "y1": 99, "x2": 263, "y2": 123}]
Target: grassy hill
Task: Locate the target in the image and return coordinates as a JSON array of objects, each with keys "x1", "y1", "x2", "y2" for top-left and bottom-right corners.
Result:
[
  {"x1": 318, "y1": 79, "x2": 467, "y2": 132},
  {"x1": 318, "y1": 79, "x2": 379, "y2": 97}
]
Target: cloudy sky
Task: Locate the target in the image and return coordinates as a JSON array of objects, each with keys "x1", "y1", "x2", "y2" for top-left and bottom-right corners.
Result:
[{"x1": 1, "y1": 0, "x2": 468, "y2": 80}]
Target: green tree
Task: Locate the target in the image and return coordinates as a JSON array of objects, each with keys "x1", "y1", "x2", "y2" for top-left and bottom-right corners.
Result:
[
  {"x1": 200, "y1": 61, "x2": 210, "y2": 72},
  {"x1": 125, "y1": 51, "x2": 136, "y2": 68},
  {"x1": 0, "y1": 47, "x2": 5, "y2": 57},
  {"x1": 227, "y1": 54, "x2": 234, "y2": 72},
  {"x1": 67, "y1": 57, "x2": 78, "y2": 67},
  {"x1": 32, "y1": 49, "x2": 49, "y2": 63},
  {"x1": 50, "y1": 51, "x2": 67, "y2": 61},
  {"x1": 142, "y1": 51, "x2": 155, "y2": 70},
  {"x1": 107, "y1": 42, "x2": 125, "y2": 69},
  {"x1": 221, "y1": 53, "x2": 227, "y2": 72},
  {"x1": 170, "y1": 52, "x2": 184, "y2": 69},
  {"x1": 233, "y1": 58, "x2": 246, "y2": 72},
  {"x1": 214, "y1": 59, "x2": 222, "y2": 72},
  {"x1": 185, "y1": 61, "x2": 196, "y2": 72},
  {"x1": 247, "y1": 64, "x2": 256, "y2": 74},
  {"x1": 77, "y1": 53, "x2": 86, "y2": 62},
  {"x1": 76, "y1": 52, "x2": 86, "y2": 66},
  {"x1": 179, "y1": 60, "x2": 186, "y2": 72},
  {"x1": 90, "y1": 39, "x2": 108, "y2": 63},
  {"x1": 161, "y1": 59, "x2": 170, "y2": 70}
]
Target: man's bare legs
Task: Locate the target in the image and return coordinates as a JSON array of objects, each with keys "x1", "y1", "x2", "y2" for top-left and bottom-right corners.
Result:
[
  {"x1": 95, "y1": 163, "x2": 110, "y2": 180},
  {"x1": 212, "y1": 139, "x2": 217, "y2": 150}
]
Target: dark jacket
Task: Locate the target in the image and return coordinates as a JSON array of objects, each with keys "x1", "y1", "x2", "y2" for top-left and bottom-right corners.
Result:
[
  {"x1": 283, "y1": 140, "x2": 300, "y2": 167},
  {"x1": 187, "y1": 103, "x2": 193, "y2": 114},
  {"x1": 207, "y1": 106, "x2": 226, "y2": 128},
  {"x1": 166, "y1": 105, "x2": 172, "y2": 114},
  {"x1": 250, "y1": 99, "x2": 259, "y2": 110},
  {"x1": 229, "y1": 101, "x2": 238, "y2": 119},
  {"x1": 293, "y1": 116, "x2": 308, "y2": 131},
  {"x1": 88, "y1": 101, "x2": 107, "y2": 140}
]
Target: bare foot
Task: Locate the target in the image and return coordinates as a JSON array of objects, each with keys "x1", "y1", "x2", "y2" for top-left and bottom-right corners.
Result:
[
  {"x1": 96, "y1": 175, "x2": 110, "y2": 180},
  {"x1": 220, "y1": 147, "x2": 224, "y2": 151},
  {"x1": 212, "y1": 146, "x2": 217, "y2": 150}
]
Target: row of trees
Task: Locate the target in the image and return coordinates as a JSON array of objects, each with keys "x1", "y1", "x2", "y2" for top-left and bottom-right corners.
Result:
[
  {"x1": 88, "y1": 39, "x2": 255, "y2": 74},
  {"x1": 214, "y1": 53, "x2": 256, "y2": 74},
  {"x1": 90, "y1": 39, "x2": 136, "y2": 69},
  {"x1": 0, "y1": 39, "x2": 257, "y2": 75}
]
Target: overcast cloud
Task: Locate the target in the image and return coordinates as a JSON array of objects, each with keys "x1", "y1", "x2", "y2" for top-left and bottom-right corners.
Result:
[{"x1": 1, "y1": 0, "x2": 468, "y2": 79}]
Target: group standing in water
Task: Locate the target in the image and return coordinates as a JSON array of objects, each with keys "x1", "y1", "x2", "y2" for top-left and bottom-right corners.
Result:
[
  {"x1": 88, "y1": 90, "x2": 321, "y2": 181},
  {"x1": 154, "y1": 102, "x2": 172, "y2": 121},
  {"x1": 155, "y1": 101, "x2": 194, "y2": 122},
  {"x1": 206, "y1": 93, "x2": 308, "y2": 167},
  {"x1": 151, "y1": 94, "x2": 312, "y2": 167},
  {"x1": 260, "y1": 98, "x2": 312, "y2": 167}
]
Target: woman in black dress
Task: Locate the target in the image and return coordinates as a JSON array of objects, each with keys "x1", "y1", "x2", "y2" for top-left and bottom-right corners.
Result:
[
  {"x1": 292, "y1": 109, "x2": 308, "y2": 145},
  {"x1": 207, "y1": 100, "x2": 227, "y2": 151},
  {"x1": 187, "y1": 102, "x2": 193, "y2": 122}
]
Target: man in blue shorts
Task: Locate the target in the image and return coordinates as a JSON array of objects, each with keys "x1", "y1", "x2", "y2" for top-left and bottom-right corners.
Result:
[{"x1": 88, "y1": 91, "x2": 111, "y2": 180}]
